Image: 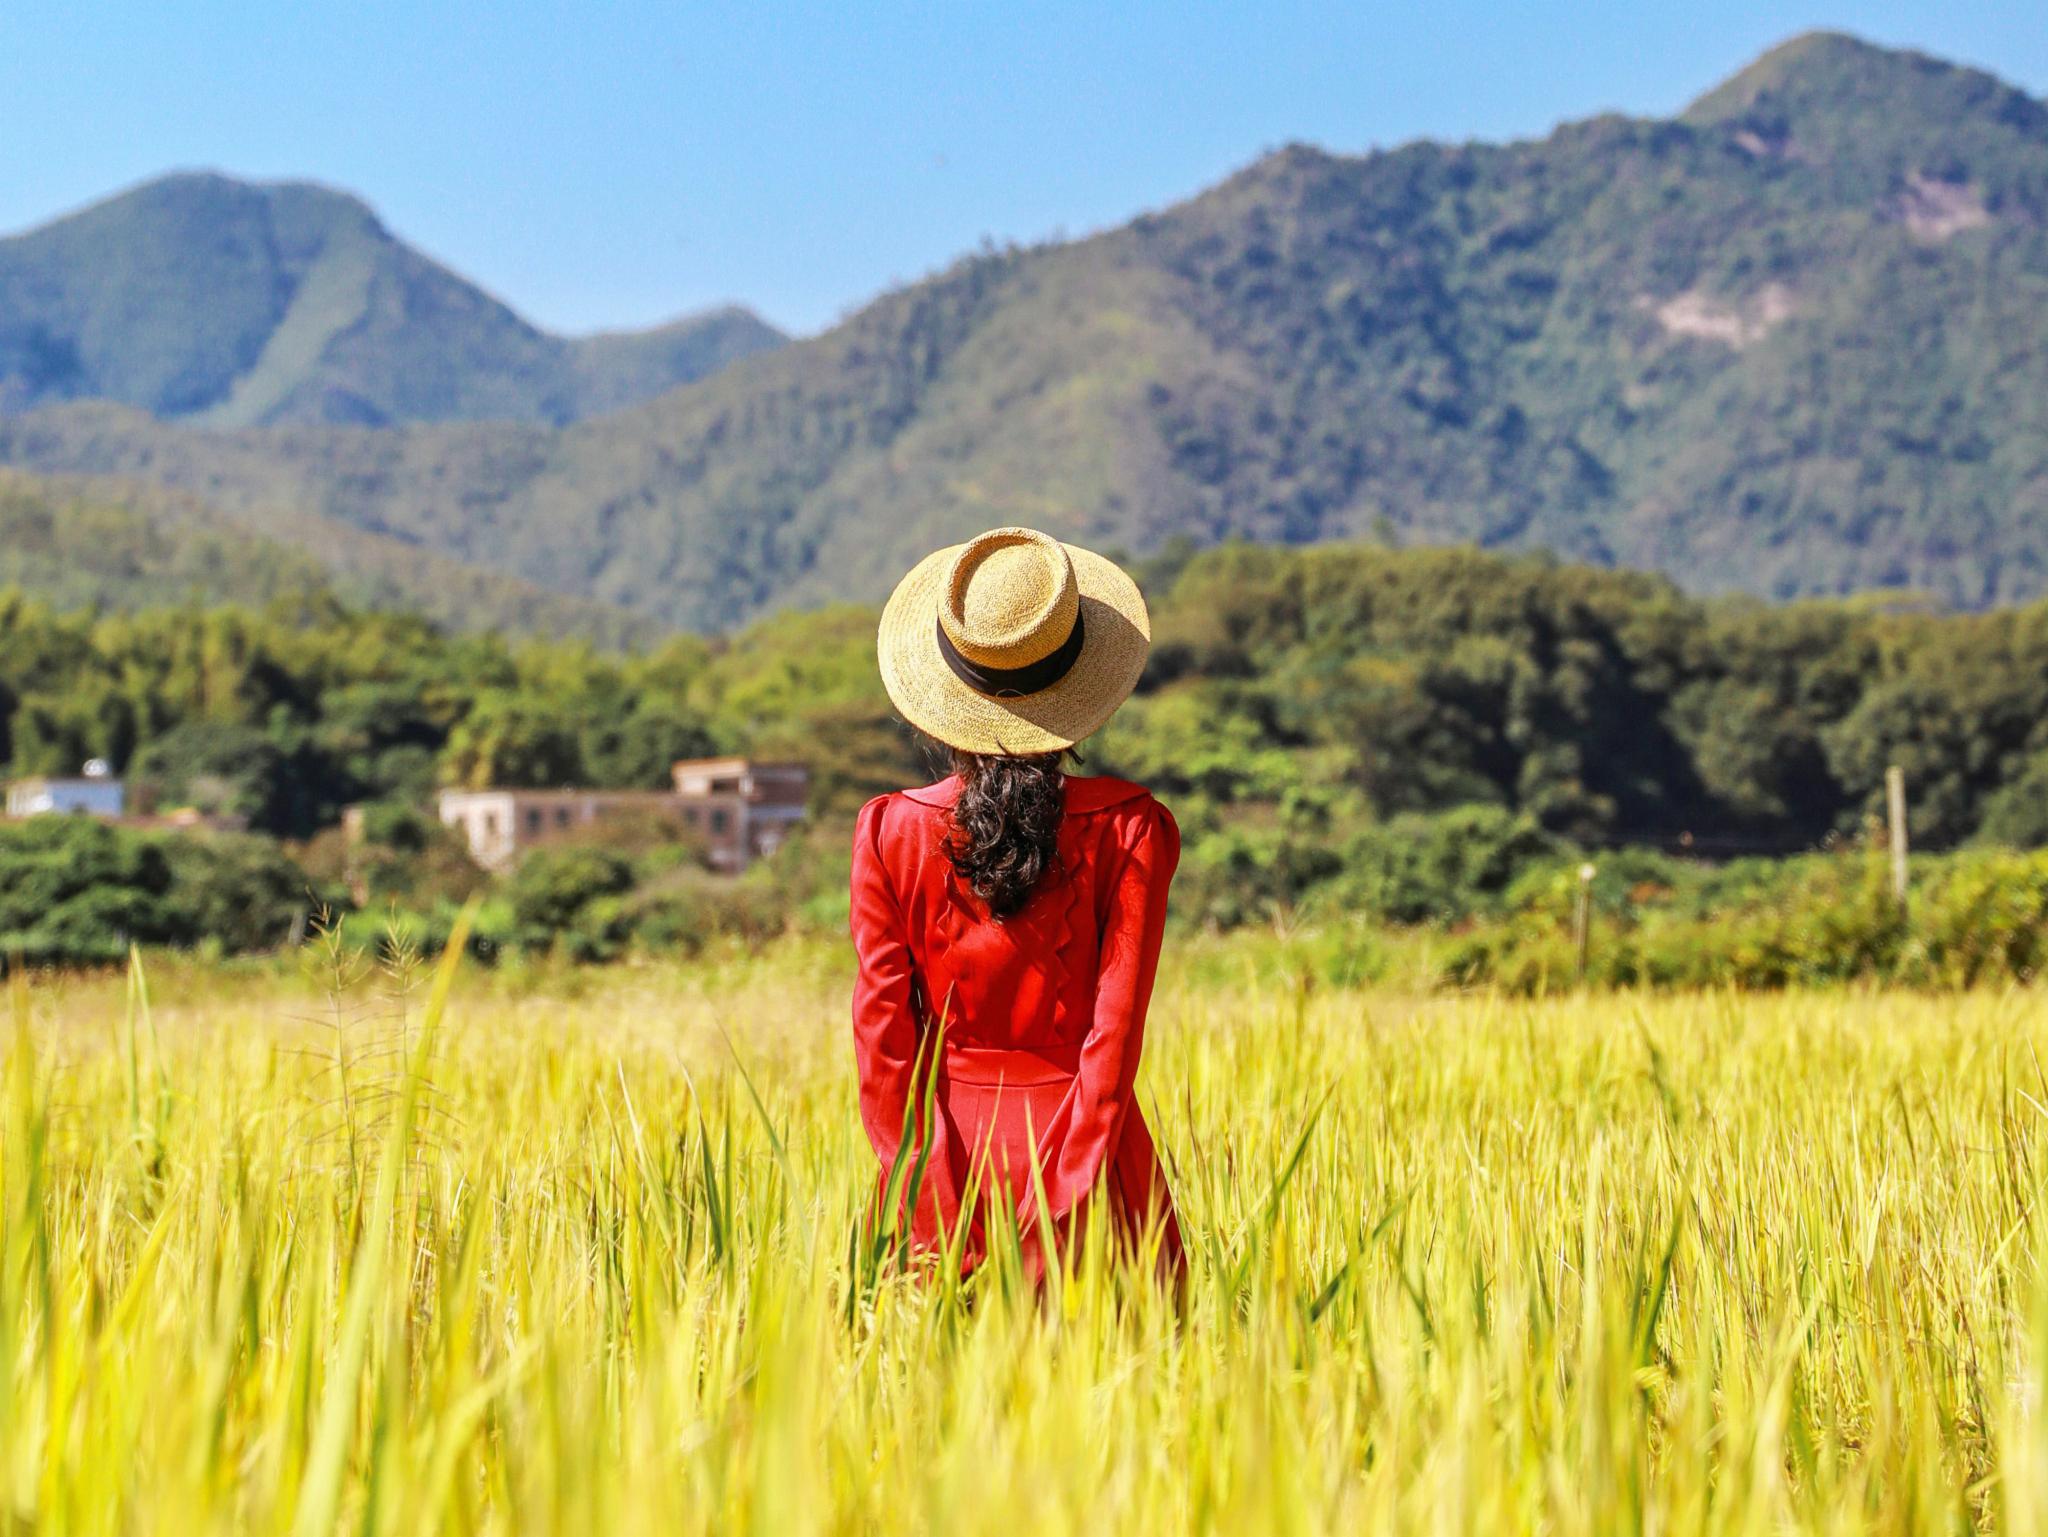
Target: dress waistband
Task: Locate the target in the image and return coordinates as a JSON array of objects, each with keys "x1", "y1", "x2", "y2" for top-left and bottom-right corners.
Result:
[{"x1": 943, "y1": 1041, "x2": 1082, "y2": 1087}]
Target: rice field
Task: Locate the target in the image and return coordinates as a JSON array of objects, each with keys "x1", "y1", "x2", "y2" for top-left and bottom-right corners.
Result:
[{"x1": 6, "y1": 934, "x2": 2048, "y2": 1533}]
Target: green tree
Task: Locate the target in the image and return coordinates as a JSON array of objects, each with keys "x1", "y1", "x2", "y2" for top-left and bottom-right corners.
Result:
[
  {"x1": 0, "y1": 818, "x2": 176, "y2": 966},
  {"x1": 440, "y1": 691, "x2": 585, "y2": 790},
  {"x1": 131, "y1": 720, "x2": 296, "y2": 832}
]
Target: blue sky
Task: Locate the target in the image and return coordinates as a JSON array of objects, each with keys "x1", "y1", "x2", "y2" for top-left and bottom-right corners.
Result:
[{"x1": 5, "y1": 2, "x2": 2044, "y2": 336}]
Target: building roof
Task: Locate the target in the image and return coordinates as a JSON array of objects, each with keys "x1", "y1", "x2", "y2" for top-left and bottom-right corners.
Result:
[
  {"x1": 670, "y1": 755, "x2": 808, "y2": 775},
  {"x1": 437, "y1": 787, "x2": 683, "y2": 805}
]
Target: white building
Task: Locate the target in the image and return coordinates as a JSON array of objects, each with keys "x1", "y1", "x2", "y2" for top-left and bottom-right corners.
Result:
[
  {"x1": 6, "y1": 766, "x2": 126, "y2": 819},
  {"x1": 434, "y1": 788, "x2": 684, "y2": 874}
]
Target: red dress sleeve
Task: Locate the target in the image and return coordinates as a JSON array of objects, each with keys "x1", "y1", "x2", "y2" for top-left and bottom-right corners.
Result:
[
  {"x1": 1046, "y1": 797, "x2": 1180, "y2": 1221},
  {"x1": 849, "y1": 796, "x2": 955, "y2": 1243}
]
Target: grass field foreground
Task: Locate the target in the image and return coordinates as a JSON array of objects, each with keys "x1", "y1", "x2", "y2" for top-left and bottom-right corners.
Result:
[{"x1": 5, "y1": 941, "x2": 2048, "y2": 1533}]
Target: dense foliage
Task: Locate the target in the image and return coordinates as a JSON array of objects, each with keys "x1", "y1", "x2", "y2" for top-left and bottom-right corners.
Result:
[
  {"x1": 0, "y1": 816, "x2": 315, "y2": 966},
  {"x1": 6, "y1": 537, "x2": 2048, "y2": 965},
  {"x1": 1439, "y1": 843, "x2": 2048, "y2": 993},
  {"x1": 1114, "y1": 544, "x2": 2048, "y2": 910},
  {"x1": 5, "y1": 36, "x2": 2048, "y2": 627}
]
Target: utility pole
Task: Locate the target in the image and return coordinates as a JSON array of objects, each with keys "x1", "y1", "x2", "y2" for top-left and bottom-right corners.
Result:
[
  {"x1": 1574, "y1": 863, "x2": 1596, "y2": 985},
  {"x1": 1885, "y1": 764, "x2": 1909, "y2": 906}
]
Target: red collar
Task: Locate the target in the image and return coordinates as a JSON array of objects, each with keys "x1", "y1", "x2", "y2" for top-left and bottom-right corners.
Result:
[{"x1": 900, "y1": 774, "x2": 1151, "y2": 812}]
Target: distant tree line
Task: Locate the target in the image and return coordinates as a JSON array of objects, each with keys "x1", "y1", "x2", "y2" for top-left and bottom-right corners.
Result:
[
  {"x1": 1104, "y1": 542, "x2": 2048, "y2": 922},
  {"x1": 4, "y1": 540, "x2": 2048, "y2": 947}
]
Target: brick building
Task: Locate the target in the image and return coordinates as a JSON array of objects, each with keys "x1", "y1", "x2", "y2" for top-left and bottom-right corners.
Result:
[{"x1": 436, "y1": 757, "x2": 808, "y2": 874}]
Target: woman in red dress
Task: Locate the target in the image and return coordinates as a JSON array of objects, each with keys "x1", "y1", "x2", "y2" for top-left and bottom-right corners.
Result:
[{"x1": 851, "y1": 526, "x2": 1183, "y2": 1281}]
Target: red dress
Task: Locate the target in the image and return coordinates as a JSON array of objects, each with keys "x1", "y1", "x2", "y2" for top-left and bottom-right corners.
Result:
[{"x1": 850, "y1": 774, "x2": 1183, "y2": 1277}]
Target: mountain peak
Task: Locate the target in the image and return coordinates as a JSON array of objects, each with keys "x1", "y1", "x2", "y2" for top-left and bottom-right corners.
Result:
[
  {"x1": 1685, "y1": 31, "x2": 1902, "y2": 116},
  {"x1": 50, "y1": 169, "x2": 382, "y2": 234},
  {"x1": 139, "y1": 168, "x2": 363, "y2": 201},
  {"x1": 0, "y1": 173, "x2": 782, "y2": 427},
  {"x1": 1684, "y1": 31, "x2": 2042, "y2": 135}
]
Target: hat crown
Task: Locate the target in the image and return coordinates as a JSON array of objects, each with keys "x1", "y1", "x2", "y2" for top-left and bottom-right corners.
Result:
[{"x1": 940, "y1": 528, "x2": 1080, "y2": 668}]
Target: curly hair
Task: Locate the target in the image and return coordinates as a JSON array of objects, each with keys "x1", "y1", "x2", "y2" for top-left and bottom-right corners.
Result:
[{"x1": 943, "y1": 749, "x2": 1068, "y2": 919}]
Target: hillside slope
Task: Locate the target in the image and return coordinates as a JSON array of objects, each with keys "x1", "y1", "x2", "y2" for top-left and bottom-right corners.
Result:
[
  {"x1": 0, "y1": 470, "x2": 659, "y2": 643},
  {"x1": 0, "y1": 174, "x2": 785, "y2": 427},
  {"x1": 3, "y1": 34, "x2": 2046, "y2": 627}
]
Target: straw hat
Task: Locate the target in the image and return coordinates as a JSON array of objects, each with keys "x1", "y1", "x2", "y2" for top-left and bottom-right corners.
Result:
[{"x1": 878, "y1": 527, "x2": 1151, "y2": 754}]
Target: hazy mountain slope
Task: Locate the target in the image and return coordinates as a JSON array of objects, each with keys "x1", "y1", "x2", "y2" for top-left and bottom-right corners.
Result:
[
  {"x1": 0, "y1": 468, "x2": 659, "y2": 643},
  {"x1": 560, "y1": 308, "x2": 794, "y2": 419},
  {"x1": 3, "y1": 33, "x2": 2046, "y2": 628},
  {"x1": 0, "y1": 471, "x2": 332, "y2": 611},
  {"x1": 0, "y1": 174, "x2": 785, "y2": 427}
]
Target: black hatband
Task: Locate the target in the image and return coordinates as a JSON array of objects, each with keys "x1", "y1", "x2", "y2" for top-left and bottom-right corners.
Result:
[{"x1": 935, "y1": 610, "x2": 1086, "y2": 698}]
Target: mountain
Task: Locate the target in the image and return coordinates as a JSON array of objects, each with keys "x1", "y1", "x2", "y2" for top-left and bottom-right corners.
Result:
[
  {"x1": 3, "y1": 33, "x2": 2047, "y2": 630},
  {"x1": 0, "y1": 471, "x2": 659, "y2": 644},
  {"x1": 0, "y1": 173, "x2": 786, "y2": 427}
]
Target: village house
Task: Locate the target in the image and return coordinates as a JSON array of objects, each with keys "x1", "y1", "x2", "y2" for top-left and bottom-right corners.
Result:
[
  {"x1": 435, "y1": 756, "x2": 809, "y2": 874},
  {"x1": 4, "y1": 762, "x2": 126, "y2": 819}
]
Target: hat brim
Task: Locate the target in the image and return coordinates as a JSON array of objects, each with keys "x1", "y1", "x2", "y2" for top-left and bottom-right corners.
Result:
[{"x1": 877, "y1": 541, "x2": 1150, "y2": 754}]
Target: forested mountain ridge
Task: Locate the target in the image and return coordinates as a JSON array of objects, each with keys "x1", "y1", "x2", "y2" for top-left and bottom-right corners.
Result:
[
  {"x1": 3, "y1": 33, "x2": 2046, "y2": 630},
  {"x1": 0, "y1": 172, "x2": 786, "y2": 427}
]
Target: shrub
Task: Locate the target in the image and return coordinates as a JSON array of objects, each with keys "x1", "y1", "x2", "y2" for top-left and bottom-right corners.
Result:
[
  {"x1": 297, "y1": 800, "x2": 486, "y2": 907},
  {"x1": 0, "y1": 817, "x2": 324, "y2": 966},
  {"x1": 1325, "y1": 805, "x2": 1570, "y2": 924},
  {"x1": 1975, "y1": 753, "x2": 2048, "y2": 848},
  {"x1": 619, "y1": 868, "x2": 794, "y2": 956},
  {"x1": 157, "y1": 831, "x2": 321, "y2": 955},
  {"x1": 1175, "y1": 809, "x2": 1341, "y2": 929},
  {"x1": 1436, "y1": 842, "x2": 2048, "y2": 994},
  {"x1": 507, "y1": 847, "x2": 637, "y2": 957},
  {"x1": 1901, "y1": 849, "x2": 2048, "y2": 987},
  {"x1": 0, "y1": 816, "x2": 177, "y2": 965},
  {"x1": 130, "y1": 720, "x2": 296, "y2": 832}
]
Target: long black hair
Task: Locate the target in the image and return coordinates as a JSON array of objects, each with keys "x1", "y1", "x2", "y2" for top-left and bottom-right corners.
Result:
[{"x1": 943, "y1": 748, "x2": 1068, "y2": 918}]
